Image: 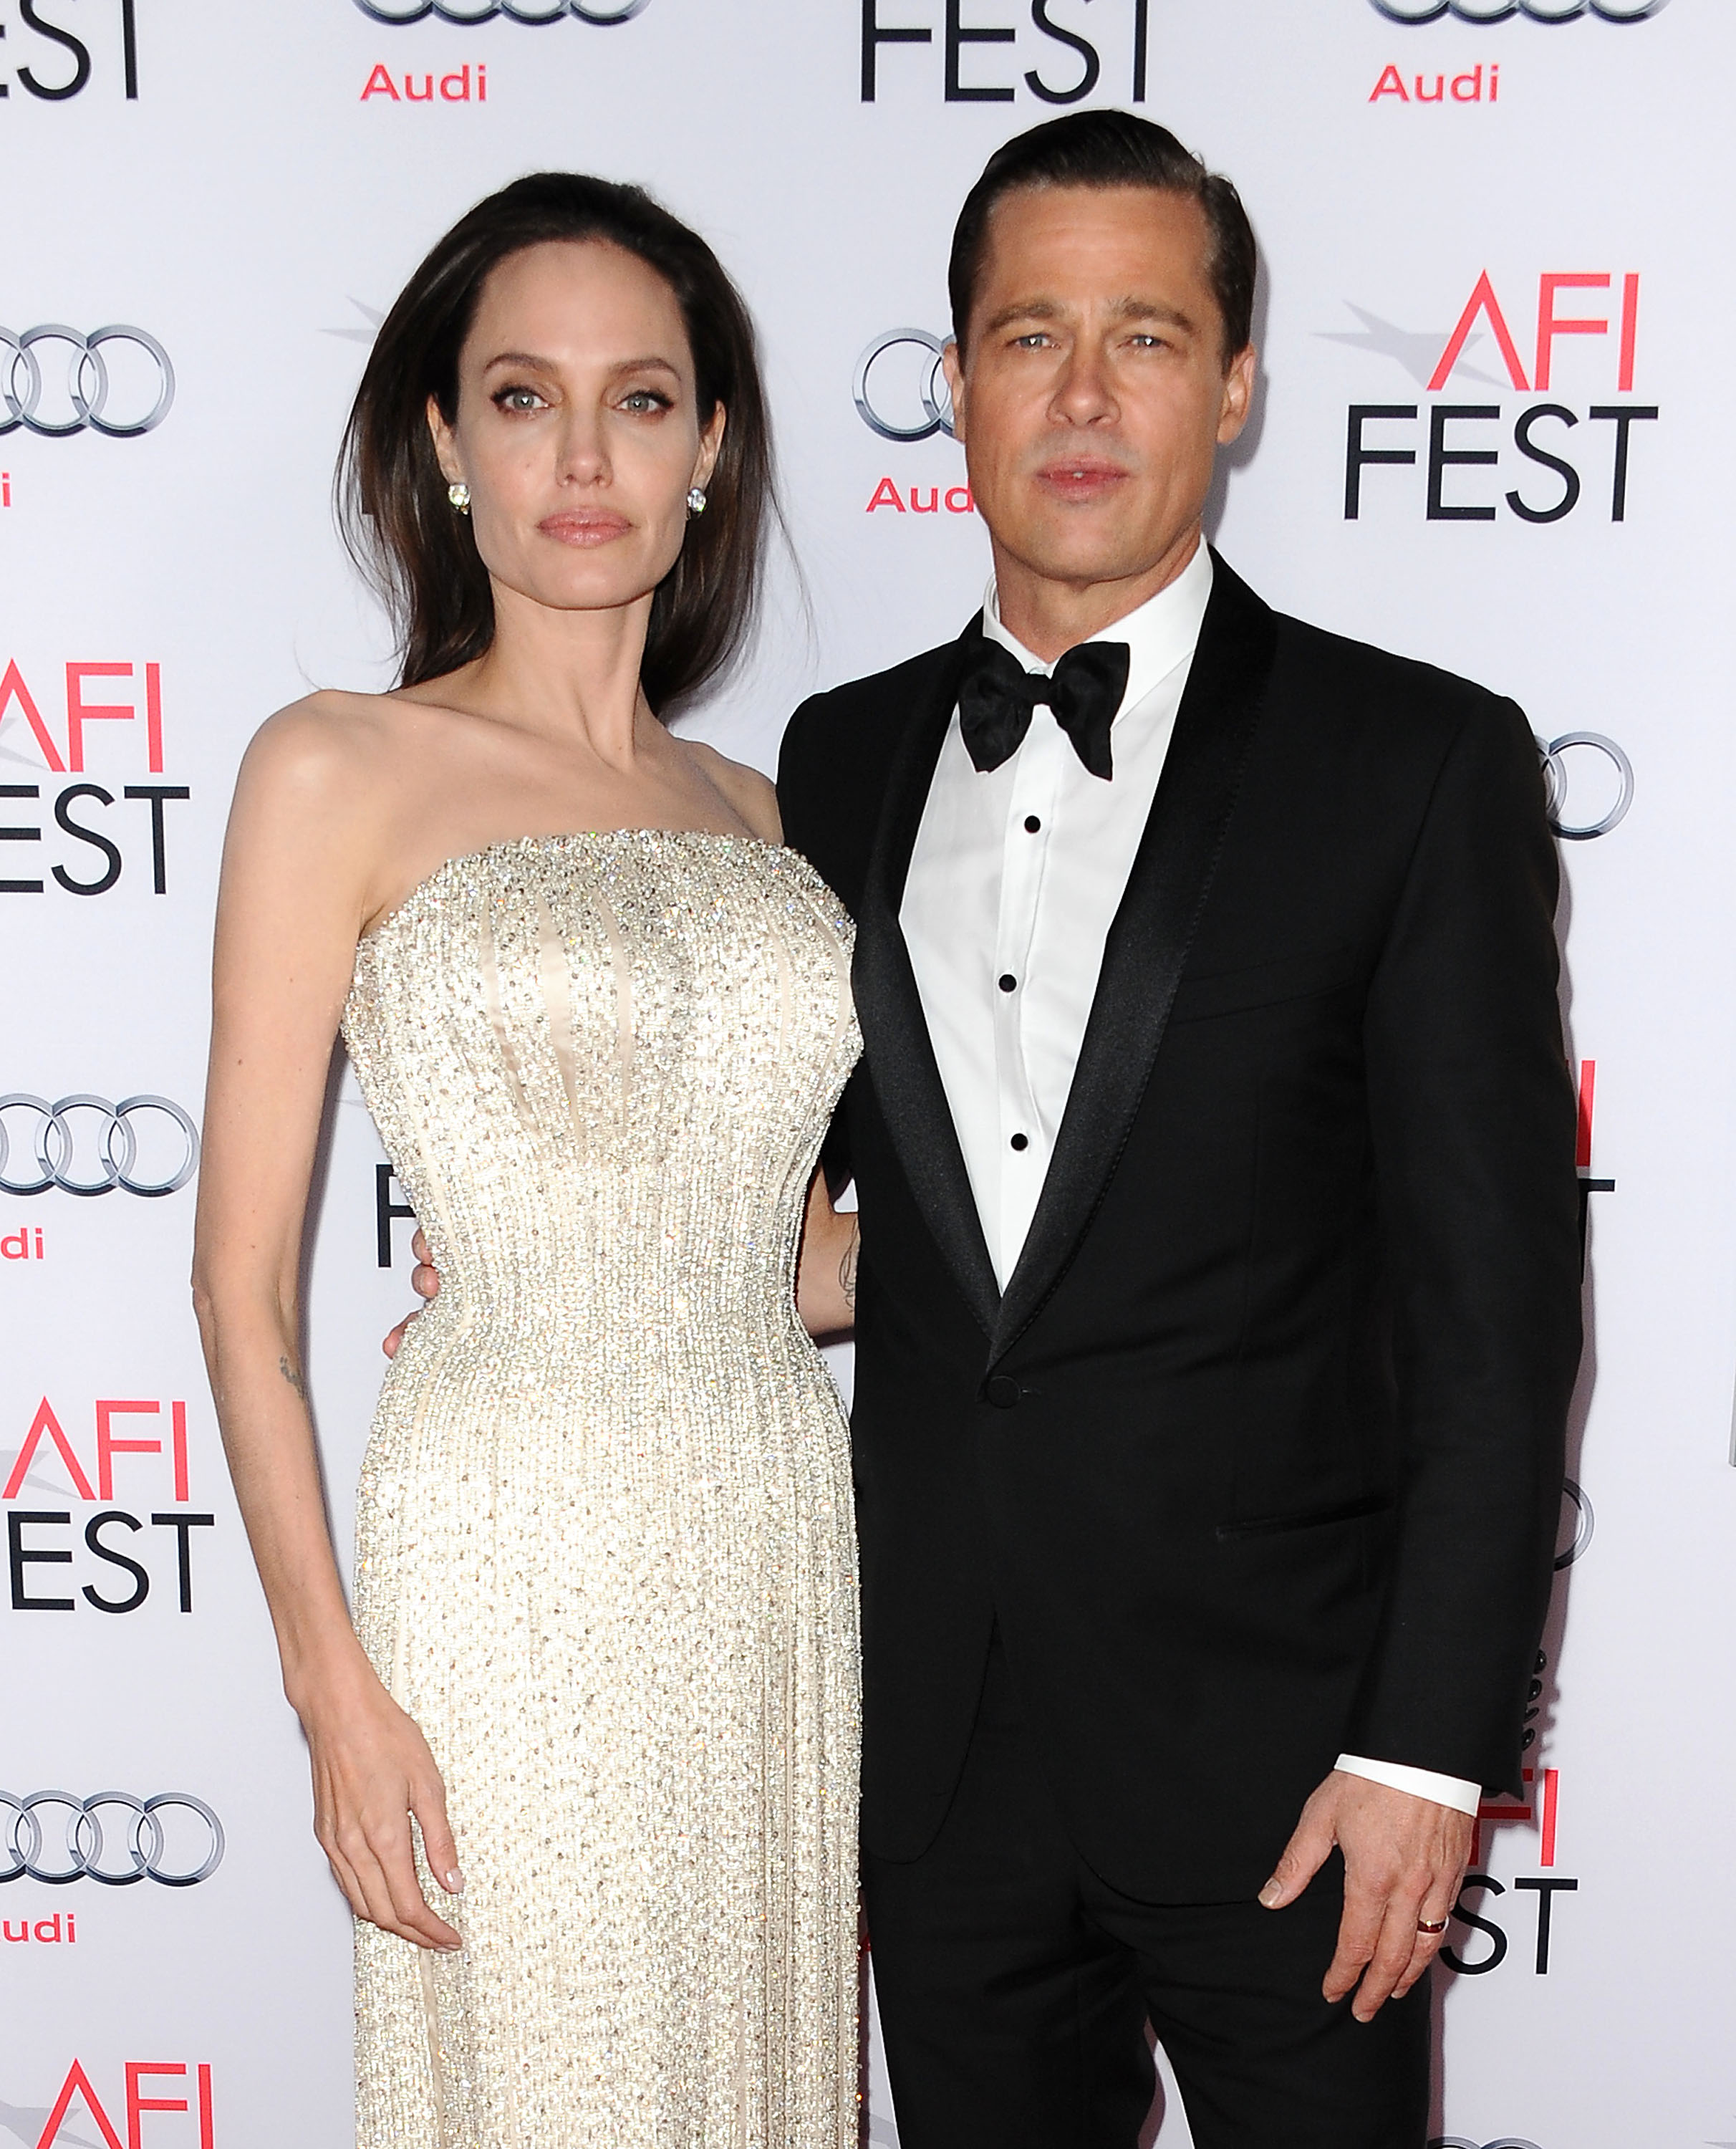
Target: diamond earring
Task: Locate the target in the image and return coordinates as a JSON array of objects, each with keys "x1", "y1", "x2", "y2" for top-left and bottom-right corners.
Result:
[
  {"x1": 686, "y1": 486, "x2": 708, "y2": 517},
  {"x1": 448, "y1": 481, "x2": 471, "y2": 514}
]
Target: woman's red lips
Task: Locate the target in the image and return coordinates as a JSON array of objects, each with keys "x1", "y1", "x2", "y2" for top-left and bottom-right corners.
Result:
[{"x1": 538, "y1": 511, "x2": 632, "y2": 545}]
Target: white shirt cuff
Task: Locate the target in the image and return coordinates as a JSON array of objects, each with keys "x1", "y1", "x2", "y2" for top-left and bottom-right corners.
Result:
[{"x1": 1335, "y1": 1754, "x2": 1481, "y2": 1815}]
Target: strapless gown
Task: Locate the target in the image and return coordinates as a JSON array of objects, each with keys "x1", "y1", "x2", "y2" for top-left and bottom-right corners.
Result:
[{"x1": 339, "y1": 830, "x2": 862, "y2": 2149}]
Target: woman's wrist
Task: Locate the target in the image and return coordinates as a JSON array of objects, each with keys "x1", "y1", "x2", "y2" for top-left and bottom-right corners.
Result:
[{"x1": 280, "y1": 1625, "x2": 377, "y2": 1718}]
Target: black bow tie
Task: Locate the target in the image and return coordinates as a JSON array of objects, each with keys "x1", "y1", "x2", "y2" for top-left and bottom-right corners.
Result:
[{"x1": 957, "y1": 636, "x2": 1131, "y2": 782}]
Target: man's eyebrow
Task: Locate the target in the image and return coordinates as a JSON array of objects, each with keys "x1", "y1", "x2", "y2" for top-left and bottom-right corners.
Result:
[
  {"x1": 1111, "y1": 297, "x2": 1197, "y2": 333},
  {"x1": 976, "y1": 296, "x2": 1200, "y2": 337},
  {"x1": 978, "y1": 298, "x2": 1065, "y2": 337}
]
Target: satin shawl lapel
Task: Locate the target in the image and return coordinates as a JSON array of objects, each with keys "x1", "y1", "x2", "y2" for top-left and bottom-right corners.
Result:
[
  {"x1": 852, "y1": 621, "x2": 1002, "y2": 1339},
  {"x1": 990, "y1": 555, "x2": 1280, "y2": 1363}
]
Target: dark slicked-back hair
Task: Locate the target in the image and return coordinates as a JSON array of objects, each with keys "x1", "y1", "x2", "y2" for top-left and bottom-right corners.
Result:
[
  {"x1": 338, "y1": 171, "x2": 773, "y2": 712},
  {"x1": 947, "y1": 111, "x2": 1257, "y2": 365}
]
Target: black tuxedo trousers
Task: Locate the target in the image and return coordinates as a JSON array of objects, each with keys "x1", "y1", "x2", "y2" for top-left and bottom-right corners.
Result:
[{"x1": 777, "y1": 555, "x2": 1583, "y2": 1908}]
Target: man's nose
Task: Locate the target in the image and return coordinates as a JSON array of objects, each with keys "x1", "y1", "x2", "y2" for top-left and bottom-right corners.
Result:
[{"x1": 1050, "y1": 344, "x2": 1118, "y2": 426}]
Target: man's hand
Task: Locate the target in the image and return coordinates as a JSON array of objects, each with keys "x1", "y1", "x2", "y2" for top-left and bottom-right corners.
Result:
[
  {"x1": 1258, "y1": 1769, "x2": 1472, "y2": 2021},
  {"x1": 382, "y1": 1229, "x2": 440, "y2": 1357}
]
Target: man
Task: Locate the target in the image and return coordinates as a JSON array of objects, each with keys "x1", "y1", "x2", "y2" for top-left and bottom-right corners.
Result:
[{"x1": 775, "y1": 111, "x2": 1581, "y2": 2146}]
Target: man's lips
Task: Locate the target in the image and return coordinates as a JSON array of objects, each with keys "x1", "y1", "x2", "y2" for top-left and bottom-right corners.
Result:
[
  {"x1": 1033, "y1": 458, "x2": 1133, "y2": 499},
  {"x1": 538, "y1": 510, "x2": 632, "y2": 546}
]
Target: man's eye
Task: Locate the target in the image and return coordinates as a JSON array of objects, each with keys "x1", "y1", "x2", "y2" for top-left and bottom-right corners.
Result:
[{"x1": 1013, "y1": 334, "x2": 1051, "y2": 350}]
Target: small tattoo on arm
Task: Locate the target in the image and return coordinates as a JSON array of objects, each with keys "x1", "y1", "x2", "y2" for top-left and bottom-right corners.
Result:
[
  {"x1": 279, "y1": 1355, "x2": 307, "y2": 1398},
  {"x1": 839, "y1": 1220, "x2": 860, "y2": 1312}
]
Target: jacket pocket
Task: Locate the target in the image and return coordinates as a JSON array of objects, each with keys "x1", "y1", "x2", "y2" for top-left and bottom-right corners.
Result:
[
  {"x1": 1215, "y1": 1490, "x2": 1394, "y2": 1542},
  {"x1": 1167, "y1": 945, "x2": 1361, "y2": 1025}
]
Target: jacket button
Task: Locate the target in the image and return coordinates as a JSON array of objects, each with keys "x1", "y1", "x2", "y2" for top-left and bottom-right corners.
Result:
[{"x1": 984, "y1": 1374, "x2": 1022, "y2": 1409}]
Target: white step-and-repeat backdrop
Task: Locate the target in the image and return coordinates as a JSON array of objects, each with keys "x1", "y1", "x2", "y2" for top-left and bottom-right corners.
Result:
[{"x1": 4, "y1": 3, "x2": 1733, "y2": 2144}]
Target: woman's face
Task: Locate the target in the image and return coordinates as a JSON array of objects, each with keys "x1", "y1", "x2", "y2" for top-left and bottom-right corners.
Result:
[{"x1": 429, "y1": 237, "x2": 723, "y2": 623}]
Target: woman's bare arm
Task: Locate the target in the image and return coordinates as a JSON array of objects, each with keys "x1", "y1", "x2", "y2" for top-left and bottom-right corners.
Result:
[{"x1": 193, "y1": 703, "x2": 460, "y2": 1951}]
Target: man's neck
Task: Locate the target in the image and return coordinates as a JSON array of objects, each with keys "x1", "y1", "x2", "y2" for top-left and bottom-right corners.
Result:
[{"x1": 992, "y1": 523, "x2": 1203, "y2": 663}]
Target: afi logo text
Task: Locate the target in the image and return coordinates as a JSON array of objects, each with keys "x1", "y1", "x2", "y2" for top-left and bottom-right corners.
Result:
[
  {"x1": 32, "y1": 2061, "x2": 214, "y2": 2149},
  {"x1": 1344, "y1": 269, "x2": 1657, "y2": 524},
  {"x1": 5, "y1": 1396, "x2": 215, "y2": 1616},
  {"x1": 0, "y1": 660, "x2": 189, "y2": 897}
]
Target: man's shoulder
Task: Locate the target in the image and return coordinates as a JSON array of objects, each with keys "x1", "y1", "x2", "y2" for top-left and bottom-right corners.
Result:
[
  {"x1": 1258, "y1": 599, "x2": 1528, "y2": 777},
  {"x1": 783, "y1": 630, "x2": 973, "y2": 764},
  {"x1": 1263, "y1": 594, "x2": 1510, "y2": 717}
]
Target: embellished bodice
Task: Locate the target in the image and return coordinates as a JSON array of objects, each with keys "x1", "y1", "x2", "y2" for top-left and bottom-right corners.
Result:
[{"x1": 341, "y1": 830, "x2": 859, "y2": 1362}]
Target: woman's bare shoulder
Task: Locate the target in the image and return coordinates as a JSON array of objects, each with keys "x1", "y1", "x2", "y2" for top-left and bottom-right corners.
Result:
[
  {"x1": 240, "y1": 688, "x2": 433, "y2": 801},
  {"x1": 682, "y1": 737, "x2": 782, "y2": 843}
]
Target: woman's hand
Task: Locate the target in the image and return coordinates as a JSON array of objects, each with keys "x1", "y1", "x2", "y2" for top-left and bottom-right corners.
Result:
[
  {"x1": 384, "y1": 1229, "x2": 442, "y2": 1357},
  {"x1": 296, "y1": 1654, "x2": 464, "y2": 1951},
  {"x1": 796, "y1": 1170, "x2": 859, "y2": 1340}
]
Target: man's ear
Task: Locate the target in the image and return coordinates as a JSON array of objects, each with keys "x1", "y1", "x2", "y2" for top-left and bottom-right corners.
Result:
[
  {"x1": 940, "y1": 339, "x2": 968, "y2": 447},
  {"x1": 1216, "y1": 345, "x2": 1256, "y2": 448},
  {"x1": 427, "y1": 393, "x2": 463, "y2": 486}
]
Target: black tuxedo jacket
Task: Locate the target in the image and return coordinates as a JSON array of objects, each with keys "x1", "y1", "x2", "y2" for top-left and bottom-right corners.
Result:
[{"x1": 776, "y1": 554, "x2": 1582, "y2": 1903}]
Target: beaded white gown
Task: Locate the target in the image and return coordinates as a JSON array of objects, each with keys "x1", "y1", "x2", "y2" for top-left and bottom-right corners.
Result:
[{"x1": 339, "y1": 830, "x2": 862, "y2": 2149}]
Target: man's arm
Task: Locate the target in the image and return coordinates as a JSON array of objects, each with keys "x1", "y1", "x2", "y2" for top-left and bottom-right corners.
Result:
[{"x1": 1260, "y1": 691, "x2": 1581, "y2": 2017}]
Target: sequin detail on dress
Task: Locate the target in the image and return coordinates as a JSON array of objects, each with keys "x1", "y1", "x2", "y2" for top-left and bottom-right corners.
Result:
[{"x1": 340, "y1": 831, "x2": 862, "y2": 2149}]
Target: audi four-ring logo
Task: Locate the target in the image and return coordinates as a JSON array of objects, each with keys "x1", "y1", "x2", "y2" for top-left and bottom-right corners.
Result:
[
  {"x1": 0, "y1": 1095, "x2": 200, "y2": 1198},
  {"x1": 1374, "y1": 0, "x2": 1664, "y2": 17},
  {"x1": 1556, "y1": 1477, "x2": 1593, "y2": 1569},
  {"x1": 1, "y1": 327, "x2": 174, "y2": 439},
  {"x1": 1430, "y1": 2139, "x2": 1545, "y2": 2149},
  {"x1": 854, "y1": 328, "x2": 957, "y2": 444},
  {"x1": 2, "y1": 1792, "x2": 224, "y2": 1888},
  {"x1": 1536, "y1": 732, "x2": 1633, "y2": 840},
  {"x1": 352, "y1": 0, "x2": 650, "y2": 20}
]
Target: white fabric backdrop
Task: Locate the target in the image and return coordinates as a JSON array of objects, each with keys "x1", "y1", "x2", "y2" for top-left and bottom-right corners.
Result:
[{"x1": 3, "y1": 4, "x2": 1733, "y2": 2144}]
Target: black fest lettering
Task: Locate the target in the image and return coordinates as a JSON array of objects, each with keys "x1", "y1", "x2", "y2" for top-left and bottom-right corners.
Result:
[
  {"x1": 4, "y1": 1397, "x2": 215, "y2": 1614},
  {"x1": 0, "y1": 0, "x2": 139, "y2": 102},
  {"x1": 1344, "y1": 270, "x2": 1657, "y2": 524},
  {"x1": 1445, "y1": 1765, "x2": 1580, "y2": 1978},
  {"x1": 862, "y1": 0, "x2": 1149, "y2": 105},
  {"x1": 0, "y1": 659, "x2": 190, "y2": 895}
]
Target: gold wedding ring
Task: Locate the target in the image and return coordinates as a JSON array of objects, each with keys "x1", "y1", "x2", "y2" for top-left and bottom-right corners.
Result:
[{"x1": 1415, "y1": 1917, "x2": 1448, "y2": 1935}]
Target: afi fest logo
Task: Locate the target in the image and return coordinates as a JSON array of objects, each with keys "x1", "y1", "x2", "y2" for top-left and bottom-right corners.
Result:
[
  {"x1": 0, "y1": 660, "x2": 190, "y2": 898},
  {"x1": 4, "y1": 1396, "x2": 216, "y2": 1617},
  {"x1": 3, "y1": 1790, "x2": 223, "y2": 1892},
  {"x1": 862, "y1": 0, "x2": 1152, "y2": 105},
  {"x1": 1337, "y1": 267, "x2": 1658, "y2": 524},
  {"x1": 11, "y1": 2062, "x2": 215, "y2": 2149},
  {"x1": 0, "y1": 0, "x2": 138, "y2": 102},
  {"x1": 1, "y1": 328, "x2": 173, "y2": 438}
]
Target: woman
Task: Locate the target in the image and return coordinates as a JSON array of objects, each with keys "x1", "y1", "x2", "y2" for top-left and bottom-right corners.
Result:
[{"x1": 192, "y1": 173, "x2": 862, "y2": 2148}]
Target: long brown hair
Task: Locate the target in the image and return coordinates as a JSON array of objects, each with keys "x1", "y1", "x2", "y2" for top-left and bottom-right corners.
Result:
[{"x1": 337, "y1": 172, "x2": 774, "y2": 712}]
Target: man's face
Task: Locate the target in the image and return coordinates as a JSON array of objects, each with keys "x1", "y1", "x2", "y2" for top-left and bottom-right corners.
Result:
[{"x1": 943, "y1": 184, "x2": 1254, "y2": 597}]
